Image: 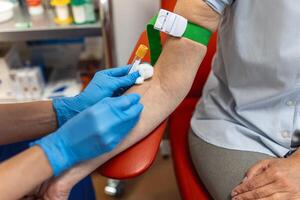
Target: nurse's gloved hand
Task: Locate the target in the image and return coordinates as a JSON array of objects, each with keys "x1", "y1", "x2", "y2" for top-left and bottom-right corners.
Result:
[
  {"x1": 32, "y1": 94, "x2": 143, "y2": 176},
  {"x1": 53, "y1": 65, "x2": 140, "y2": 126}
]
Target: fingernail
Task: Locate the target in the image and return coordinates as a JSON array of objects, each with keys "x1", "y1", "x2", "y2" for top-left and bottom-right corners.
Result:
[
  {"x1": 127, "y1": 93, "x2": 141, "y2": 103},
  {"x1": 135, "y1": 71, "x2": 141, "y2": 77},
  {"x1": 231, "y1": 191, "x2": 237, "y2": 197},
  {"x1": 131, "y1": 71, "x2": 140, "y2": 79},
  {"x1": 133, "y1": 93, "x2": 141, "y2": 100},
  {"x1": 137, "y1": 103, "x2": 144, "y2": 111},
  {"x1": 242, "y1": 176, "x2": 248, "y2": 182}
]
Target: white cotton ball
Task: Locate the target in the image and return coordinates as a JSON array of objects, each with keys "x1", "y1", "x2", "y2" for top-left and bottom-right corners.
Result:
[
  {"x1": 138, "y1": 63, "x2": 154, "y2": 79},
  {"x1": 135, "y1": 77, "x2": 144, "y2": 84},
  {"x1": 135, "y1": 63, "x2": 154, "y2": 84}
]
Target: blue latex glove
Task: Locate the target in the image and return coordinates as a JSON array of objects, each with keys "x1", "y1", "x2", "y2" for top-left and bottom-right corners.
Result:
[
  {"x1": 53, "y1": 65, "x2": 140, "y2": 126},
  {"x1": 32, "y1": 94, "x2": 143, "y2": 176}
]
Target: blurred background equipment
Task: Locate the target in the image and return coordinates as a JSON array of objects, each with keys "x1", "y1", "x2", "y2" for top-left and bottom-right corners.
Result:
[
  {"x1": 51, "y1": 0, "x2": 73, "y2": 24},
  {"x1": 0, "y1": 1, "x2": 14, "y2": 23},
  {"x1": 0, "y1": 0, "x2": 105, "y2": 102},
  {"x1": 26, "y1": 0, "x2": 44, "y2": 16}
]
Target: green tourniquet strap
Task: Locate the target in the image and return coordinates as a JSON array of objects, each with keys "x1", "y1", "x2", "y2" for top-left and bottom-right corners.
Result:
[
  {"x1": 183, "y1": 21, "x2": 212, "y2": 46},
  {"x1": 147, "y1": 15, "x2": 212, "y2": 65},
  {"x1": 147, "y1": 15, "x2": 162, "y2": 65}
]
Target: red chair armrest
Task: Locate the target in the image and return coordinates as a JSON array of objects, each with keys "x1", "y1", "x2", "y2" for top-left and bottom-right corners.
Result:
[{"x1": 98, "y1": 121, "x2": 167, "y2": 179}]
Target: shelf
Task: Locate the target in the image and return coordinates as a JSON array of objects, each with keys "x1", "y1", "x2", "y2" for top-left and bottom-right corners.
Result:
[{"x1": 0, "y1": 7, "x2": 102, "y2": 41}]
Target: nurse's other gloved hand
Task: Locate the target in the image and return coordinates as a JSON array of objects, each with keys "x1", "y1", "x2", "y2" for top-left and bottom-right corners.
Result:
[
  {"x1": 53, "y1": 65, "x2": 140, "y2": 126},
  {"x1": 32, "y1": 94, "x2": 143, "y2": 176}
]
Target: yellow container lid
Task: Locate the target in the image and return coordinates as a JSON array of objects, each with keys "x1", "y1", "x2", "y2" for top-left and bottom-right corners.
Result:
[
  {"x1": 135, "y1": 44, "x2": 148, "y2": 59},
  {"x1": 51, "y1": 0, "x2": 70, "y2": 6},
  {"x1": 54, "y1": 16, "x2": 73, "y2": 25}
]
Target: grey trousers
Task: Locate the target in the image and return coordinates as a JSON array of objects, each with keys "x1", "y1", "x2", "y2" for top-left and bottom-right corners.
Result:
[{"x1": 188, "y1": 129, "x2": 274, "y2": 200}]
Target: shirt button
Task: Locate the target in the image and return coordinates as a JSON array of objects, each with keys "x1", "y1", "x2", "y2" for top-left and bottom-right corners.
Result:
[
  {"x1": 281, "y1": 131, "x2": 290, "y2": 139},
  {"x1": 286, "y1": 100, "x2": 295, "y2": 107}
]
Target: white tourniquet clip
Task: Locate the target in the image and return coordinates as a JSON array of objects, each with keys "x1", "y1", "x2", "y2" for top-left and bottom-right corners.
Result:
[{"x1": 154, "y1": 9, "x2": 188, "y2": 38}]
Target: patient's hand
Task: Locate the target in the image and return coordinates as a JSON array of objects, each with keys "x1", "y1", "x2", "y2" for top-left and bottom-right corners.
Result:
[
  {"x1": 231, "y1": 152, "x2": 300, "y2": 200},
  {"x1": 20, "y1": 178, "x2": 71, "y2": 200},
  {"x1": 41, "y1": 179, "x2": 71, "y2": 200}
]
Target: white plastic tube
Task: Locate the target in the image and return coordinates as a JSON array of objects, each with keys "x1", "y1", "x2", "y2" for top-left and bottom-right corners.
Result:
[
  {"x1": 129, "y1": 58, "x2": 141, "y2": 74},
  {"x1": 28, "y1": 5, "x2": 44, "y2": 16},
  {"x1": 55, "y1": 5, "x2": 70, "y2": 20},
  {"x1": 72, "y1": 5, "x2": 86, "y2": 24},
  {"x1": 0, "y1": 2, "x2": 14, "y2": 23}
]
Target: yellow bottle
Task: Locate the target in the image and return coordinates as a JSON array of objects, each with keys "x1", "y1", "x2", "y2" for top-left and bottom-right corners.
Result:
[{"x1": 51, "y1": 0, "x2": 73, "y2": 25}]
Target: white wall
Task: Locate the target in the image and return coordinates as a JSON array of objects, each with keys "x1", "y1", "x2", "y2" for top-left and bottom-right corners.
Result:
[{"x1": 112, "y1": 0, "x2": 160, "y2": 65}]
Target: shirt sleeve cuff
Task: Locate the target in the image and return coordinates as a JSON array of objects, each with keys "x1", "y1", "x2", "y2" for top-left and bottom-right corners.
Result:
[{"x1": 204, "y1": 0, "x2": 233, "y2": 15}]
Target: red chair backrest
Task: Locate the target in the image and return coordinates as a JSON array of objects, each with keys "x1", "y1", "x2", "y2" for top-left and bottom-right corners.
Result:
[{"x1": 161, "y1": 0, "x2": 177, "y2": 11}]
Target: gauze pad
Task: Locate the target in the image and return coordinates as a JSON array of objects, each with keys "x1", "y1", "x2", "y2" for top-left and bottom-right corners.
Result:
[{"x1": 130, "y1": 63, "x2": 154, "y2": 84}]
